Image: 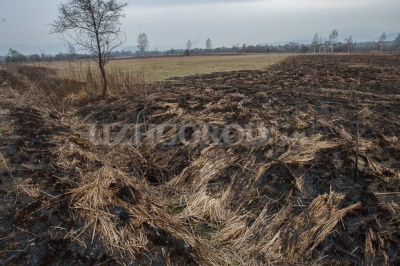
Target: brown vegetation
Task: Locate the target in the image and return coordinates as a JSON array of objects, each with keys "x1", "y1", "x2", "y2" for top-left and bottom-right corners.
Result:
[{"x1": 1, "y1": 54, "x2": 399, "y2": 265}]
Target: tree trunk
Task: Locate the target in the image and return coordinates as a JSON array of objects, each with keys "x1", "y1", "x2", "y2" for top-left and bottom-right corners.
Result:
[
  {"x1": 91, "y1": 11, "x2": 108, "y2": 98},
  {"x1": 99, "y1": 61, "x2": 108, "y2": 98}
]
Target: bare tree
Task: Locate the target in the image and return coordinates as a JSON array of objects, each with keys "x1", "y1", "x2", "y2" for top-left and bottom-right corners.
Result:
[
  {"x1": 185, "y1": 39, "x2": 192, "y2": 56},
  {"x1": 394, "y1": 33, "x2": 400, "y2": 53},
  {"x1": 344, "y1": 35, "x2": 353, "y2": 54},
  {"x1": 50, "y1": 0, "x2": 127, "y2": 97},
  {"x1": 379, "y1": 32, "x2": 387, "y2": 53},
  {"x1": 329, "y1": 29, "x2": 338, "y2": 53},
  {"x1": 137, "y1": 33, "x2": 149, "y2": 56},
  {"x1": 312, "y1": 33, "x2": 319, "y2": 54},
  {"x1": 205, "y1": 38, "x2": 212, "y2": 53},
  {"x1": 318, "y1": 36, "x2": 323, "y2": 53}
]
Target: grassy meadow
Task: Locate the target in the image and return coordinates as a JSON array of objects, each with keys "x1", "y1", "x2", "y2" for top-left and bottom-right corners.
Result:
[{"x1": 36, "y1": 53, "x2": 289, "y2": 84}]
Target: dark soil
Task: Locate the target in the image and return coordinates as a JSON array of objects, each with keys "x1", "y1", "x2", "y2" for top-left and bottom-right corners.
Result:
[{"x1": 1, "y1": 54, "x2": 400, "y2": 265}]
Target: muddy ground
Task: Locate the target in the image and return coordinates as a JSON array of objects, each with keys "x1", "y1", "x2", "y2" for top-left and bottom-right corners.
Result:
[{"x1": 0, "y1": 54, "x2": 399, "y2": 265}]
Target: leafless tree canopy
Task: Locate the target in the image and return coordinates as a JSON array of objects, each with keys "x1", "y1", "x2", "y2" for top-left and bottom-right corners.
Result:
[
  {"x1": 186, "y1": 39, "x2": 192, "y2": 51},
  {"x1": 185, "y1": 39, "x2": 192, "y2": 56},
  {"x1": 206, "y1": 38, "x2": 212, "y2": 52},
  {"x1": 312, "y1": 33, "x2": 319, "y2": 53},
  {"x1": 329, "y1": 29, "x2": 338, "y2": 53},
  {"x1": 379, "y1": 32, "x2": 387, "y2": 53},
  {"x1": 50, "y1": 0, "x2": 127, "y2": 97},
  {"x1": 344, "y1": 35, "x2": 353, "y2": 53},
  {"x1": 379, "y1": 32, "x2": 387, "y2": 43},
  {"x1": 137, "y1": 33, "x2": 149, "y2": 56}
]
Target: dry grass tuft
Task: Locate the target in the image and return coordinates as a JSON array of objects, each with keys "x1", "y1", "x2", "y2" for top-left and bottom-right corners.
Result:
[
  {"x1": 283, "y1": 191, "x2": 361, "y2": 262},
  {"x1": 177, "y1": 188, "x2": 232, "y2": 225},
  {"x1": 67, "y1": 167, "x2": 173, "y2": 257},
  {"x1": 66, "y1": 163, "x2": 225, "y2": 264},
  {"x1": 57, "y1": 141, "x2": 100, "y2": 173},
  {"x1": 279, "y1": 134, "x2": 345, "y2": 164}
]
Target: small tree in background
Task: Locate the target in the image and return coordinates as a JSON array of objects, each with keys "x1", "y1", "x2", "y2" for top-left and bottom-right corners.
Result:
[
  {"x1": 318, "y1": 36, "x2": 323, "y2": 53},
  {"x1": 50, "y1": 0, "x2": 128, "y2": 97},
  {"x1": 329, "y1": 29, "x2": 338, "y2": 53},
  {"x1": 312, "y1": 33, "x2": 319, "y2": 54},
  {"x1": 206, "y1": 38, "x2": 212, "y2": 53},
  {"x1": 379, "y1": 32, "x2": 387, "y2": 53},
  {"x1": 185, "y1": 39, "x2": 192, "y2": 56},
  {"x1": 323, "y1": 37, "x2": 329, "y2": 53},
  {"x1": 344, "y1": 35, "x2": 353, "y2": 54},
  {"x1": 137, "y1": 33, "x2": 149, "y2": 56},
  {"x1": 394, "y1": 33, "x2": 400, "y2": 53}
]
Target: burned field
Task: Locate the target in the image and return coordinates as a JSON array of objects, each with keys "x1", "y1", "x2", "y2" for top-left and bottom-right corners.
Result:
[{"x1": 1, "y1": 54, "x2": 400, "y2": 265}]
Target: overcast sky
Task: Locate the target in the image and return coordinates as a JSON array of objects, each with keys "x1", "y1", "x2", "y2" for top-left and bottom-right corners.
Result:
[{"x1": 0, "y1": 0, "x2": 399, "y2": 53}]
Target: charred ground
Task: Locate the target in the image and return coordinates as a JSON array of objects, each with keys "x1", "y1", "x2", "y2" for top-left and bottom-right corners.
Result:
[{"x1": 0, "y1": 54, "x2": 399, "y2": 265}]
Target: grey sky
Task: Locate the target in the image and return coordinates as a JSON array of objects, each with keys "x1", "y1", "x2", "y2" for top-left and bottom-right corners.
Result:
[{"x1": 0, "y1": 0, "x2": 399, "y2": 54}]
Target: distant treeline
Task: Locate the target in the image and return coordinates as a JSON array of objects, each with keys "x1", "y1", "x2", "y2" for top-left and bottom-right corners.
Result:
[
  {"x1": 0, "y1": 48, "x2": 137, "y2": 63},
  {"x1": 1, "y1": 40, "x2": 399, "y2": 63}
]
